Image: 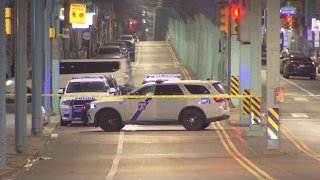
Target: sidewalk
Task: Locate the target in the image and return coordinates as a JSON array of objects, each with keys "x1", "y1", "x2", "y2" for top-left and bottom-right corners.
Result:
[{"x1": 0, "y1": 114, "x2": 59, "y2": 179}]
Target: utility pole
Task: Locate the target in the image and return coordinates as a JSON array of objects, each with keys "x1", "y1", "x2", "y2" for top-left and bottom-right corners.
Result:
[
  {"x1": 15, "y1": 0, "x2": 27, "y2": 153},
  {"x1": 0, "y1": 0, "x2": 7, "y2": 166},
  {"x1": 31, "y1": 0, "x2": 44, "y2": 136}
]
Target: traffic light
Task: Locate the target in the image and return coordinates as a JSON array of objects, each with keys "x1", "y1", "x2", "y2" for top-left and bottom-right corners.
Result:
[
  {"x1": 219, "y1": 6, "x2": 229, "y2": 35},
  {"x1": 282, "y1": 15, "x2": 292, "y2": 28},
  {"x1": 231, "y1": 6, "x2": 240, "y2": 35}
]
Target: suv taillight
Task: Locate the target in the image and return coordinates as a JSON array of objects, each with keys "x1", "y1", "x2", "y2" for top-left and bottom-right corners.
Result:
[{"x1": 213, "y1": 97, "x2": 225, "y2": 103}]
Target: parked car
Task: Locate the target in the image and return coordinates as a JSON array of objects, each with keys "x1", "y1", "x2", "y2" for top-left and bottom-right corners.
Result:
[
  {"x1": 116, "y1": 40, "x2": 135, "y2": 62},
  {"x1": 5, "y1": 69, "x2": 32, "y2": 103},
  {"x1": 280, "y1": 52, "x2": 316, "y2": 80},
  {"x1": 96, "y1": 45, "x2": 123, "y2": 59},
  {"x1": 119, "y1": 34, "x2": 135, "y2": 45},
  {"x1": 104, "y1": 42, "x2": 129, "y2": 58}
]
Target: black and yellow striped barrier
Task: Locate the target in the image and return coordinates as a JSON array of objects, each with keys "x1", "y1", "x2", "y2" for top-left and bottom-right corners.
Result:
[
  {"x1": 231, "y1": 75, "x2": 239, "y2": 95},
  {"x1": 267, "y1": 108, "x2": 280, "y2": 140},
  {"x1": 250, "y1": 97, "x2": 261, "y2": 125},
  {"x1": 242, "y1": 90, "x2": 251, "y2": 115}
]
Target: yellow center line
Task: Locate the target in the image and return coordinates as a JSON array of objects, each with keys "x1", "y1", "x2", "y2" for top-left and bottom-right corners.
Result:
[
  {"x1": 282, "y1": 126, "x2": 320, "y2": 161},
  {"x1": 171, "y1": 48, "x2": 274, "y2": 179},
  {"x1": 212, "y1": 123, "x2": 271, "y2": 179},
  {"x1": 215, "y1": 122, "x2": 275, "y2": 179}
]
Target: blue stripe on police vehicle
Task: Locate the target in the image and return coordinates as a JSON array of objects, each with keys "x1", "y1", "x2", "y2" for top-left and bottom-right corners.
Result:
[{"x1": 131, "y1": 98, "x2": 152, "y2": 121}]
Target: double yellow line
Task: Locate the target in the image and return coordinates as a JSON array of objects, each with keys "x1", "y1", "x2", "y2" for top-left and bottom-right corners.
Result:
[
  {"x1": 168, "y1": 47, "x2": 191, "y2": 80},
  {"x1": 283, "y1": 126, "x2": 320, "y2": 161},
  {"x1": 168, "y1": 45, "x2": 274, "y2": 179}
]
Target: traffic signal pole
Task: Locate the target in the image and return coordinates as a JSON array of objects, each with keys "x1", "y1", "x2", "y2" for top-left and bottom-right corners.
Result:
[
  {"x1": 0, "y1": 0, "x2": 7, "y2": 166},
  {"x1": 15, "y1": 0, "x2": 27, "y2": 153}
]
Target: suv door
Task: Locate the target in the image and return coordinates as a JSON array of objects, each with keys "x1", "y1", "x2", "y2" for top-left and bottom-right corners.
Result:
[
  {"x1": 154, "y1": 84, "x2": 185, "y2": 121},
  {"x1": 124, "y1": 85, "x2": 156, "y2": 122}
]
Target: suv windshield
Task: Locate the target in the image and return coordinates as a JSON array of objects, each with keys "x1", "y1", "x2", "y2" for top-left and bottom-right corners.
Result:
[
  {"x1": 66, "y1": 82, "x2": 107, "y2": 93},
  {"x1": 120, "y1": 36, "x2": 133, "y2": 40}
]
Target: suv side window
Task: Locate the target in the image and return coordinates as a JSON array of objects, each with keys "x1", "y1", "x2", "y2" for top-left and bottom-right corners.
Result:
[
  {"x1": 135, "y1": 85, "x2": 155, "y2": 96},
  {"x1": 184, "y1": 85, "x2": 209, "y2": 94},
  {"x1": 155, "y1": 85, "x2": 183, "y2": 95},
  {"x1": 212, "y1": 83, "x2": 225, "y2": 94}
]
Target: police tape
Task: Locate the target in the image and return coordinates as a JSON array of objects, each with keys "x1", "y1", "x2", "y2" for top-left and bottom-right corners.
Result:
[
  {"x1": 6, "y1": 93, "x2": 320, "y2": 98},
  {"x1": 5, "y1": 93, "x2": 262, "y2": 99}
]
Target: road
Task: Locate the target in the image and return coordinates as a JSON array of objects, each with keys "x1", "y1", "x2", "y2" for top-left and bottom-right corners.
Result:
[{"x1": 12, "y1": 41, "x2": 320, "y2": 180}]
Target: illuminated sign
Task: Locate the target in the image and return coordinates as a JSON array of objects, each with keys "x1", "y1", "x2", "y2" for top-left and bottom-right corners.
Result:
[
  {"x1": 280, "y1": 6, "x2": 296, "y2": 15},
  {"x1": 69, "y1": 3, "x2": 86, "y2": 24}
]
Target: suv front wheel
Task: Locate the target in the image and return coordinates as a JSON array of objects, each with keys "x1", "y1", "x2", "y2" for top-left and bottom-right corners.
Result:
[
  {"x1": 180, "y1": 109, "x2": 204, "y2": 131},
  {"x1": 98, "y1": 110, "x2": 122, "y2": 132}
]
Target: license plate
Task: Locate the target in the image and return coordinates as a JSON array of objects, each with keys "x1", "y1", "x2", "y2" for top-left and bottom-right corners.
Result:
[{"x1": 74, "y1": 108, "x2": 82, "y2": 113}]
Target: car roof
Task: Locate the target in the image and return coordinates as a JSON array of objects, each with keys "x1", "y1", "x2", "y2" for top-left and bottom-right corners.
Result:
[
  {"x1": 142, "y1": 79, "x2": 220, "y2": 85},
  {"x1": 99, "y1": 45, "x2": 120, "y2": 49},
  {"x1": 69, "y1": 78, "x2": 105, "y2": 83}
]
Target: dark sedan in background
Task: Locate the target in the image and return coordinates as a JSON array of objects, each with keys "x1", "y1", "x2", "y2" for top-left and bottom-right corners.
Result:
[{"x1": 280, "y1": 52, "x2": 316, "y2": 80}]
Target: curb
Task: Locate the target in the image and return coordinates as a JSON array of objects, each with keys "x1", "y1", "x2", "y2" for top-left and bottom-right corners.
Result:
[{"x1": 0, "y1": 116, "x2": 60, "y2": 179}]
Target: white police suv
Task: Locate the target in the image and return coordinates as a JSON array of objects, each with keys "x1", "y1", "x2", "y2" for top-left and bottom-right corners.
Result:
[
  {"x1": 59, "y1": 75, "x2": 119, "y2": 126},
  {"x1": 86, "y1": 80, "x2": 230, "y2": 131}
]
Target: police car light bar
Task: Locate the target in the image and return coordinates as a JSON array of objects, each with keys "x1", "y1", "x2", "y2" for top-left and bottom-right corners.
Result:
[
  {"x1": 145, "y1": 74, "x2": 182, "y2": 79},
  {"x1": 72, "y1": 75, "x2": 105, "y2": 79}
]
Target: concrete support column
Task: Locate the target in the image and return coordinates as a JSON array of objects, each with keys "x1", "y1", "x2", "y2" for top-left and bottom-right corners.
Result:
[
  {"x1": 247, "y1": 0, "x2": 263, "y2": 136},
  {"x1": 0, "y1": 0, "x2": 7, "y2": 166},
  {"x1": 15, "y1": 0, "x2": 27, "y2": 154},
  {"x1": 31, "y1": 0, "x2": 44, "y2": 136},
  {"x1": 266, "y1": 0, "x2": 281, "y2": 150}
]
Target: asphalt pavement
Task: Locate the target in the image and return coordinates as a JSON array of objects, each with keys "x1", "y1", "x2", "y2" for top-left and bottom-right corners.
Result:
[{"x1": 0, "y1": 114, "x2": 59, "y2": 179}]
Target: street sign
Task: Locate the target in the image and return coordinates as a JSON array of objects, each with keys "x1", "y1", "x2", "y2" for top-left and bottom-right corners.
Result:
[
  {"x1": 69, "y1": 3, "x2": 86, "y2": 24},
  {"x1": 83, "y1": 32, "x2": 91, "y2": 40}
]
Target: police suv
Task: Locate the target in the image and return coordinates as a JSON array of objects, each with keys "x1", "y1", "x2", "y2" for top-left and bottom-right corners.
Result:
[
  {"x1": 86, "y1": 80, "x2": 230, "y2": 131},
  {"x1": 59, "y1": 75, "x2": 119, "y2": 126}
]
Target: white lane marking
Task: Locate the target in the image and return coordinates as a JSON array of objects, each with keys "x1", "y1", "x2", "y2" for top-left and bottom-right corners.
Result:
[
  {"x1": 281, "y1": 77, "x2": 320, "y2": 100},
  {"x1": 293, "y1": 97, "x2": 308, "y2": 101},
  {"x1": 106, "y1": 131, "x2": 124, "y2": 180},
  {"x1": 136, "y1": 45, "x2": 142, "y2": 66},
  {"x1": 291, "y1": 113, "x2": 309, "y2": 118},
  {"x1": 282, "y1": 118, "x2": 319, "y2": 121}
]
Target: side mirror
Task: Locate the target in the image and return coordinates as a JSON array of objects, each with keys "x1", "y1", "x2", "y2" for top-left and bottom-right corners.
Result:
[
  {"x1": 58, "y1": 88, "x2": 65, "y2": 94},
  {"x1": 109, "y1": 87, "x2": 117, "y2": 94}
]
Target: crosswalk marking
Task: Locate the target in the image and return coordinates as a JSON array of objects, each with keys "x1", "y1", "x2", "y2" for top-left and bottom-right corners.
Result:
[
  {"x1": 291, "y1": 113, "x2": 309, "y2": 118},
  {"x1": 294, "y1": 97, "x2": 308, "y2": 101}
]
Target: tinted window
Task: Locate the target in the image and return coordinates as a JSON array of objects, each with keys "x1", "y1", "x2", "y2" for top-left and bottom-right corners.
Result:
[
  {"x1": 184, "y1": 85, "x2": 209, "y2": 94},
  {"x1": 66, "y1": 82, "x2": 107, "y2": 93},
  {"x1": 135, "y1": 86, "x2": 155, "y2": 96},
  {"x1": 291, "y1": 57, "x2": 312, "y2": 62},
  {"x1": 155, "y1": 85, "x2": 183, "y2": 95},
  {"x1": 60, "y1": 61, "x2": 120, "y2": 74},
  {"x1": 212, "y1": 83, "x2": 225, "y2": 94},
  {"x1": 98, "y1": 48, "x2": 120, "y2": 55}
]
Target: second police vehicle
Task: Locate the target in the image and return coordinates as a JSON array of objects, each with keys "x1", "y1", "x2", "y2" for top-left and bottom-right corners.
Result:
[{"x1": 59, "y1": 75, "x2": 120, "y2": 126}]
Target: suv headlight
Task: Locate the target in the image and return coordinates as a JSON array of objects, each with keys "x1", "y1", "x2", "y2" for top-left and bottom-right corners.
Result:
[
  {"x1": 61, "y1": 99, "x2": 72, "y2": 106},
  {"x1": 90, "y1": 103, "x2": 96, "y2": 109}
]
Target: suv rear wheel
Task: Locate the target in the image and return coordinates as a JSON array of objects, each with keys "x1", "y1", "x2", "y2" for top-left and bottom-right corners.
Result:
[
  {"x1": 180, "y1": 109, "x2": 204, "y2": 131},
  {"x1": 99, "y1": 110, "x2": 122, "y2": 132}
]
